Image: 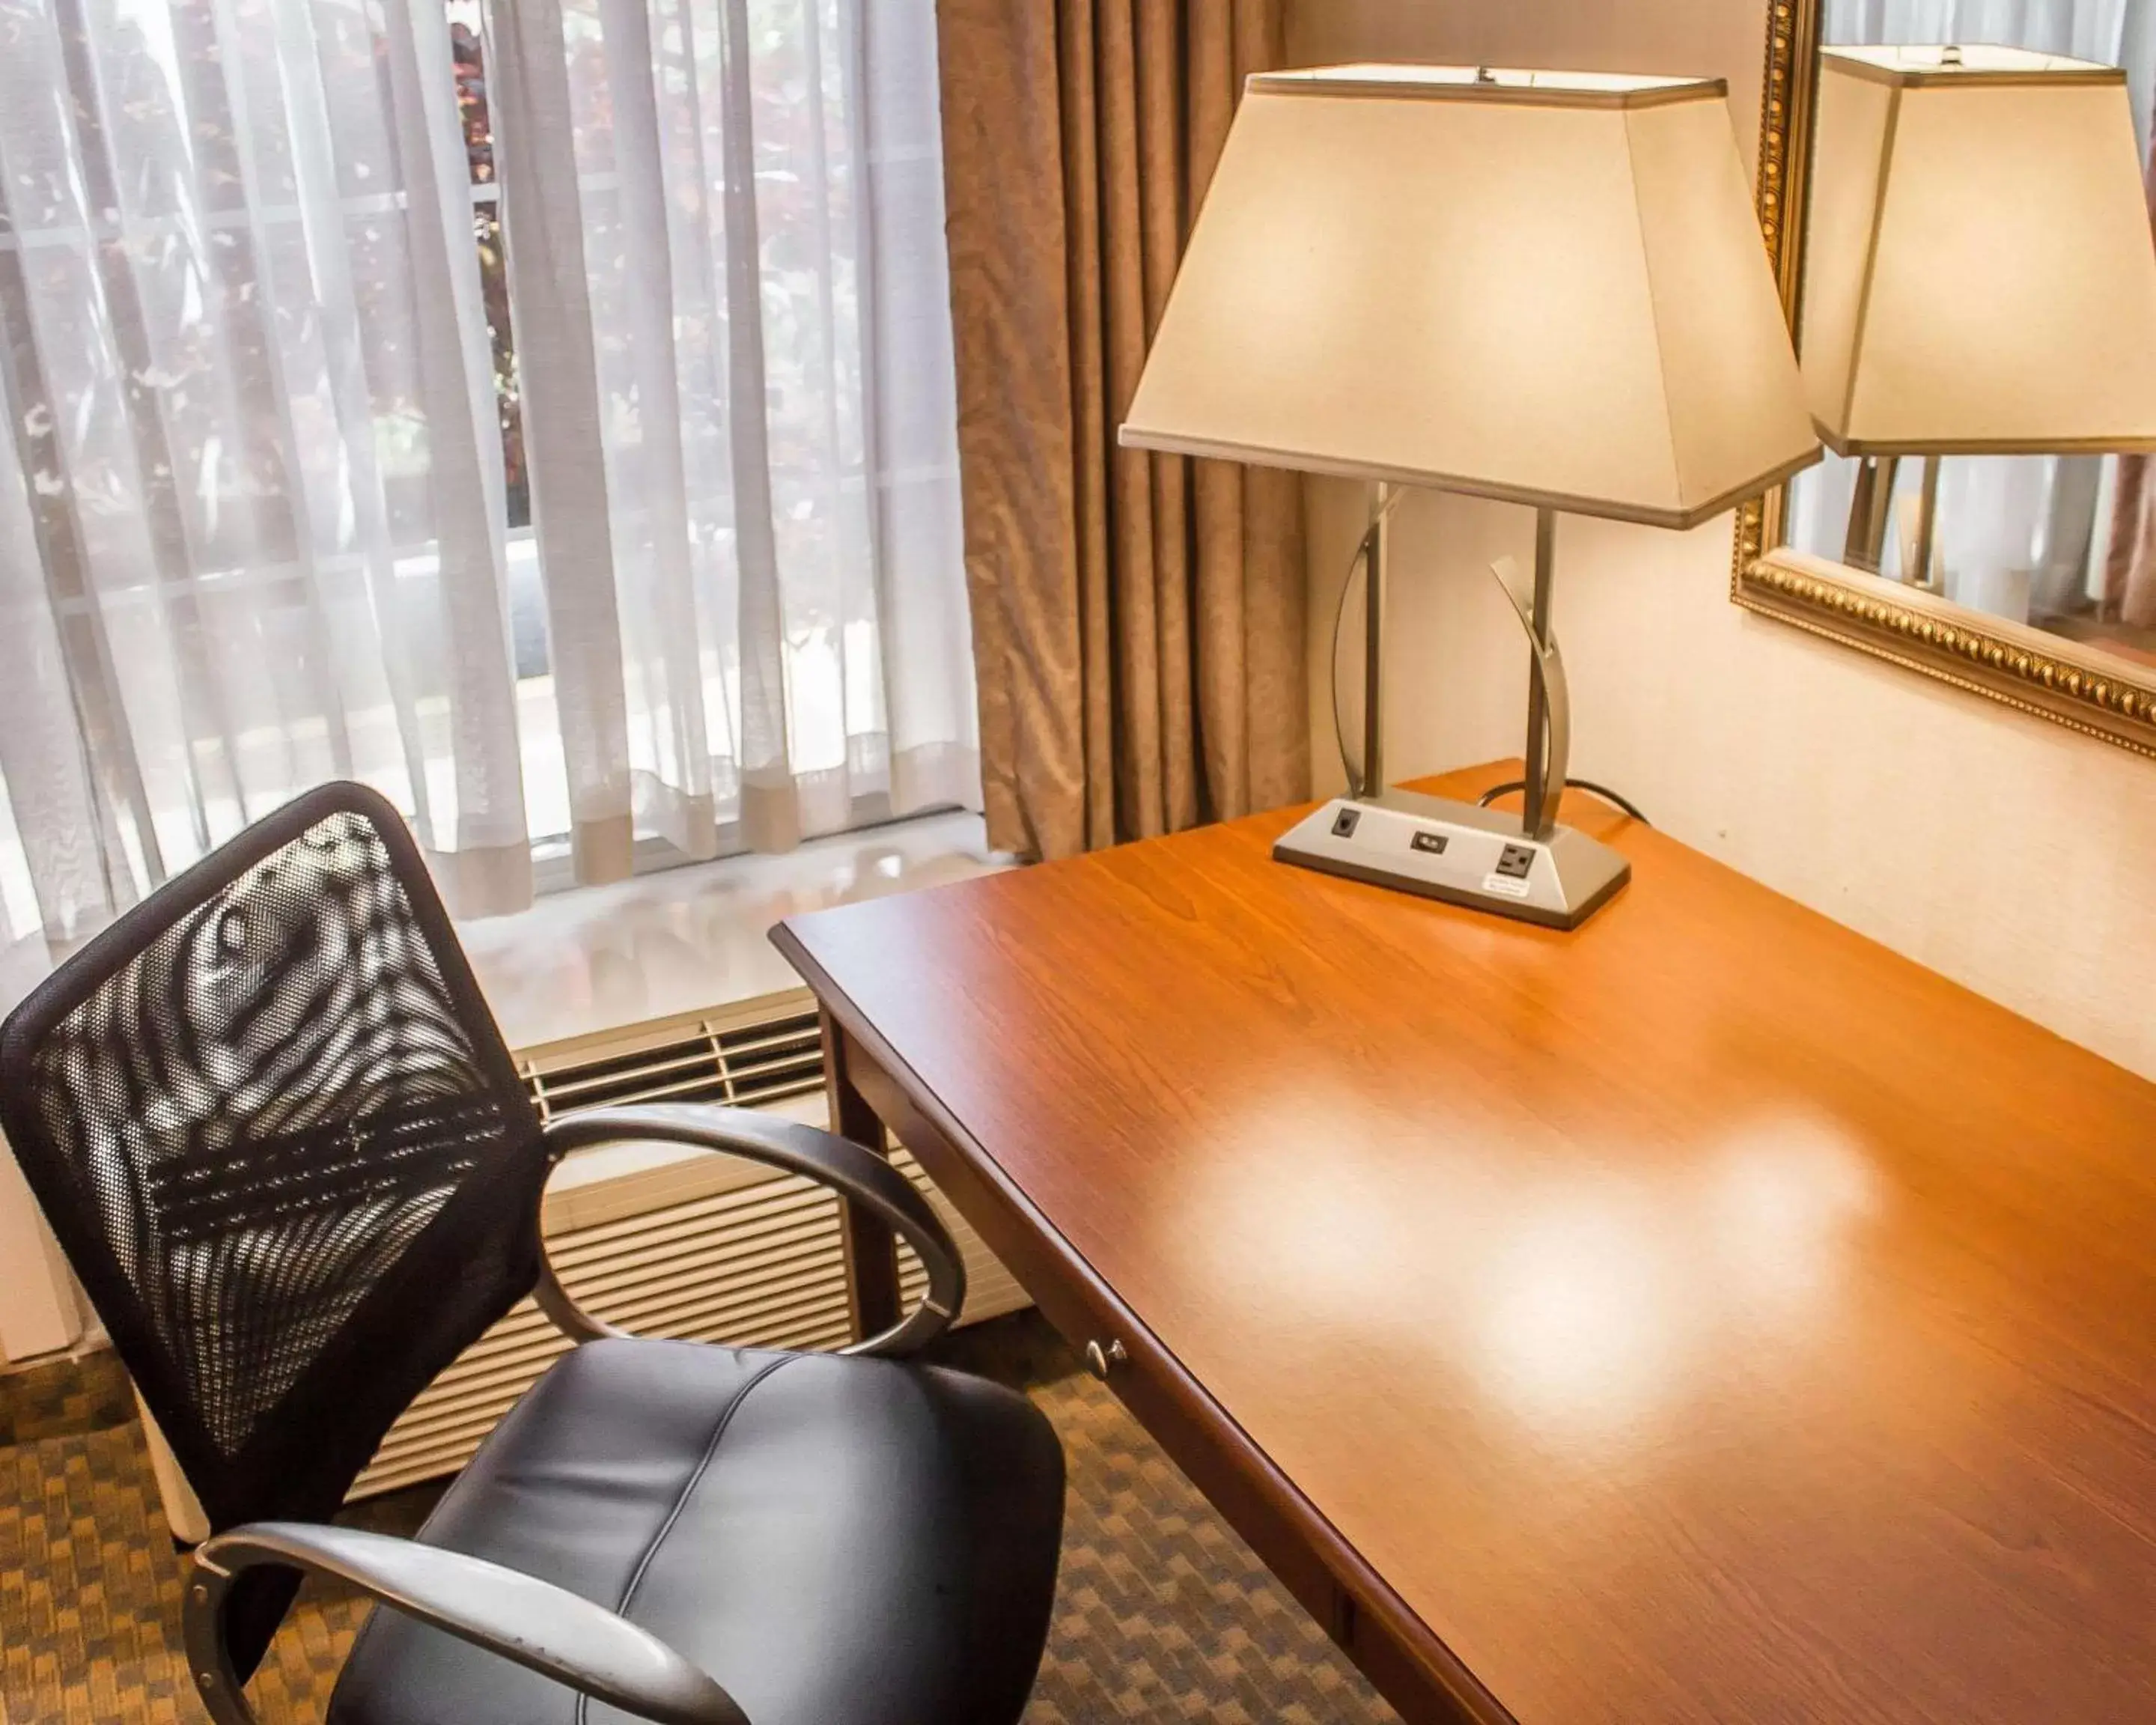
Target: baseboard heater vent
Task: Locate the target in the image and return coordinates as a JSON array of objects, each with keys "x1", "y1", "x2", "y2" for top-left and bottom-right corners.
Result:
[
  {"x1": 521, "y1": 1004, "x2": 826, "y2": 1119},
  {"x1": 340, "y1": 988, "x2": 1029, "y2": 1501}
]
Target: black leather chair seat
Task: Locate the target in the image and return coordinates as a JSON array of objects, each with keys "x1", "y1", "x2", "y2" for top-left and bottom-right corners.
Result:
[{"x1": 326, "y1": 1337, "x2": 1065, "y2": 1725}]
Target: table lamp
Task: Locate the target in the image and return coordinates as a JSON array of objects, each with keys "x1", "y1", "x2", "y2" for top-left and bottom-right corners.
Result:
[
  {"x1": 1803, "y1": 45, "x2": 2156, "y2": 582},
  {"x1": 1121, "y1": 64, "x2": 1818, "y2": 928}
]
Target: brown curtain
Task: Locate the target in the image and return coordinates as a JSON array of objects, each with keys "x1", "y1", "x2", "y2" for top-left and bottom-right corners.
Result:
[
  {"x1": 937, "y1": 0, "x2": 1308, "y2": 860},
  {"x1": 2104, "y1": 462, "x2": 2156, "y2": 629}
]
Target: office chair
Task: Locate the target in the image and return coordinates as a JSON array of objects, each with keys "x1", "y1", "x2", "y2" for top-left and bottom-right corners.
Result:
[{"x1": 0, "y1": 782, "x2": 1065, "y2": 1725}]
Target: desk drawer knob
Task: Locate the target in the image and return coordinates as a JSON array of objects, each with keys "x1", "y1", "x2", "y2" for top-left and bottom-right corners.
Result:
[{"x1": 1084, "y1": 1338, "x2": 1128, "y2": 1381}]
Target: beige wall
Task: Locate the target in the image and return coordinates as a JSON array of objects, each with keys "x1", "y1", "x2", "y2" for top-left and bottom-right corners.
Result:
[
  {"x1": 1288, "y1": 0, "x2": 2156, "y2": 1081},
  {"x1": 0, "y1": 1133, "x2": 82, "y2": 1366}
]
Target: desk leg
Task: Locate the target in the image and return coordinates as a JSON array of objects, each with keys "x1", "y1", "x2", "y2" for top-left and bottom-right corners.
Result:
[{"x1": 823, "y1": 1011, "x2": 901, "y2": 1342}]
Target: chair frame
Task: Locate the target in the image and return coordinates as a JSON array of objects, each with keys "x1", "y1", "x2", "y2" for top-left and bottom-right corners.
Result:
[
  {"x1": 0, "y1": 776, "x2": 970, "y2": 1725},
  {"x1": 183, "y1": 1102, "x2": 969, "y2": 1725}
]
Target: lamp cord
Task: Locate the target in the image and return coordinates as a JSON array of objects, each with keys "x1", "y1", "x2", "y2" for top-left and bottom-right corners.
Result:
[{"x1": 1476, "y1": 777, "x2": 1650, "y2": 824}]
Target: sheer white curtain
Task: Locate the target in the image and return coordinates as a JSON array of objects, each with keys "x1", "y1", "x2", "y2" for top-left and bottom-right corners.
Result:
[
  {"x1": 0, "y1": 0, "x2": 978, "y2": 955},
  {"x1": 1789, "y1": 0, "x2": 2155, "y2": 618},
  {"x1": 0, "y1": 0, "x2": 528, "y2": 943},
  {"x1": 484, "y1": 0, "x2": 977, "y2": 869}
]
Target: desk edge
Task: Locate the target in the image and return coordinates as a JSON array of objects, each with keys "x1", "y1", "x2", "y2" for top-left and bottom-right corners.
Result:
[{"x1": 769, "y1": 916, "x2": 1517, "y2": 1725}]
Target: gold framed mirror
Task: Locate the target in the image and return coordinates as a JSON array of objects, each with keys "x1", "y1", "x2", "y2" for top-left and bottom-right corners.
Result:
[{"x1": 1733, "y1": 0, "x2": 2156, "y2": 759}]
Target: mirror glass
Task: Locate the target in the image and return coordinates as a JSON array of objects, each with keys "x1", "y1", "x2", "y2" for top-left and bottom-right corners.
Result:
[{"x1": 1782, "y1": 2, "x2": 2156, "y2": 670}]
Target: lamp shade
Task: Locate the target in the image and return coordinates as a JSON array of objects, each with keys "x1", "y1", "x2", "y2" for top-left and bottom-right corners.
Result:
[
  {"x1": 1802, "y1": 45, "x2": 2156, "y2": 456},
  {"x1": 1118, "y1": 65, "x2": 1818, "y2": 531}
]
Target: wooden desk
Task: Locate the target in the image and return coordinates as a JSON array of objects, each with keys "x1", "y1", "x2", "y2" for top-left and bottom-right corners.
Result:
[{"x1": 772, "y1": 762, "x2": 2156, "y2": 1725}]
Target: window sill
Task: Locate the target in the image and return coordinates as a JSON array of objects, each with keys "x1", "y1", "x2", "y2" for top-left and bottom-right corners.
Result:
[{"x1": 455, "y1": 809, "x2": 1005, "y2": 1052}]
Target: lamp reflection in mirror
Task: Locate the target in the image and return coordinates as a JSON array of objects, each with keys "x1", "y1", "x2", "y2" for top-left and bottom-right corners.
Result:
[
  {"x1": 1802, "y1": 44, "x2": 2156, "y2": 585},
  {"x1": 1120, "y1": 64, "x2": 1818, "y2": 928}
]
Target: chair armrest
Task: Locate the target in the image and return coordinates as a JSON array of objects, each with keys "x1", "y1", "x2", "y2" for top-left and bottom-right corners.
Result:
[
  {"x1": 182, "y1": 1521, "x2": 747, "y2": 1725},
  {"x1": 536, "y1": 1103, "x2": 966, "y2": 1357}
]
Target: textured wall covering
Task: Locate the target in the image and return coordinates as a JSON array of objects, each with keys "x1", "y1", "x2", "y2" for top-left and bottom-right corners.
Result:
[{"x1": 937, "y1": 0, "x2": 1309, "y2": 859}]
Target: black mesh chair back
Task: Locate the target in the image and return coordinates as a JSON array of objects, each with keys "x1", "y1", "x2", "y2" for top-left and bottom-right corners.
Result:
[{"x1": 0, "y1": 784, "x2": 550, "y2": 1673}]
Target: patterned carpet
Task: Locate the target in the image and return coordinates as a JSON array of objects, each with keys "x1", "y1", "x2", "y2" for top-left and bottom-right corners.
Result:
[{"x1": 1, "y1": 1314, "x2": 1396, "y2": 1725}]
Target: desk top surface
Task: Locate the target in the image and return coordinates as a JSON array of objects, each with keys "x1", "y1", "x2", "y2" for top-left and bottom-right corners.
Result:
[{"x1": 776, "y1": 763, "x2": 2156, "y2": 1725}]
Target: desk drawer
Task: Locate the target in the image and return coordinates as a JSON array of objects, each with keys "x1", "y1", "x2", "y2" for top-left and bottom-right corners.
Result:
[
  {"x1": 1026, "y1": 1268, "x2": 1352, "y2": 1636},
  {"x1": 843, "y1": 1038, "x2": 1481, "y2": 1725}
]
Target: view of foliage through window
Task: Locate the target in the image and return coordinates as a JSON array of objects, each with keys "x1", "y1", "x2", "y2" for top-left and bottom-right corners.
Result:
[
  {"x1": 0, "y1": 0, "x2": 969, "y2": 934},
  {"x1": 446, "y1": 7, "x2": 530, "y2": 529}
]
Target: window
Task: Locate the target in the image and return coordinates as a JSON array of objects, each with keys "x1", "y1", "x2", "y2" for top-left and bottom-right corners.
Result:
[{"x1": 0, "y1": 0, "x2": 976, "y2": 933}]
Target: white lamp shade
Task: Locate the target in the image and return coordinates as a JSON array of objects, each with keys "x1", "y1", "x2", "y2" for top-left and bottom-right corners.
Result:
[
  {"x1": 1118, "y1": 66, "x2": 1818, "y2": 531},
  {"x1": 1802, "y1": 45, "x2": 2156, "y2": 456}
]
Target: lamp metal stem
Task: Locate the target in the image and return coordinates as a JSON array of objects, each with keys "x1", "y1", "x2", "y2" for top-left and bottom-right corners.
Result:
[
  {"x1": 1361, "y1": 482, "x2": 1390, "y2": 799},
  {"x1": 1910, "y1": 453, "x2": 1943, "y2": 590},
  {"x1": 1523, "y1": 507, "x2": 1559, "y2": 837},
  {"x1": 1842, "y1": 454, "x2": 1900, "y2": 573}
]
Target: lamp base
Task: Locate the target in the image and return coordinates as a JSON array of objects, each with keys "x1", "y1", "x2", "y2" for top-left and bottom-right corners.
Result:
[{"x1": 1273, "y1": 788, "x2": 1630, "y2": 930}]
